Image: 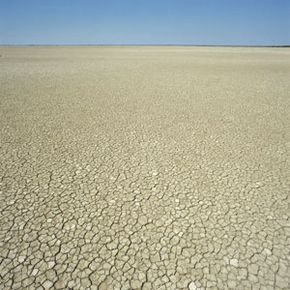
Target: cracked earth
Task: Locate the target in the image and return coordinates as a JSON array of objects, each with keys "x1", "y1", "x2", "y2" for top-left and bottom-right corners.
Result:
[{"x1": 0, "y1": 46, "x2": 290, "y2": 289}]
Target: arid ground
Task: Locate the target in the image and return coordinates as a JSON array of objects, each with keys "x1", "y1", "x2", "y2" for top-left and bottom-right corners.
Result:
[{"x1": 0, "y1": 46, "x2": 290, "y2": 289}]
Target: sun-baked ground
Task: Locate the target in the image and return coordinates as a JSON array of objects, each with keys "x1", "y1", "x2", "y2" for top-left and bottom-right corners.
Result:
[{"x1": 1, "y1": 46, "x2": 290, "y2": 289}]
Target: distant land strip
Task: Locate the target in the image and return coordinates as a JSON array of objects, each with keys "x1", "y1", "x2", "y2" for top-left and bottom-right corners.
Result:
[{"x1": 1, "y1": 44, "x2": 290, "y2": 47}]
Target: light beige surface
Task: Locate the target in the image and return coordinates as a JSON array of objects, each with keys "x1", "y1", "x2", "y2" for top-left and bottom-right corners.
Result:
[{"x1": 0, "y1": 46, "x2": 290, "y2": 289}]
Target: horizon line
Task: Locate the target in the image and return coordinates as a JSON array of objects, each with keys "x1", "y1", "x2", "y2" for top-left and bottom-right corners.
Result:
[{"x1": 1, "y1": 44, "x2": 290, "y2": 48}]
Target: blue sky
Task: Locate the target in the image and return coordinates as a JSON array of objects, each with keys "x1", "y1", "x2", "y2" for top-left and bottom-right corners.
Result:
[{"x1": 0, "y1": 0, "x2": 289, "y2": 45}]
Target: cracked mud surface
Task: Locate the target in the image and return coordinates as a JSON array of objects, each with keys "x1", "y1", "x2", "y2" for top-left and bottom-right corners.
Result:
[{"x1": 0, "y1": 46, "x2": 290, "y2": 289}]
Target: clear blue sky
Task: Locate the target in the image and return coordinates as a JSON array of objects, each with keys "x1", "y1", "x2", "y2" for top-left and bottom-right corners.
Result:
[{"x1": 0, "y1": 0, "x2": 289, "y2": 45}]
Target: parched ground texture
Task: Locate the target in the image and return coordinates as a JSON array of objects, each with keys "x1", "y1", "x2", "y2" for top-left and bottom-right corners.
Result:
[{"x1": 0, "y1": 46, "x2": 290, "y2": 290}]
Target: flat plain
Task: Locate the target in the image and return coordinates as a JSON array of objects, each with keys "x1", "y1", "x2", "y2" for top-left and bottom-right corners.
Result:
[{"x1": 0, "y1": 46, "x2": 290, "y2": 289}]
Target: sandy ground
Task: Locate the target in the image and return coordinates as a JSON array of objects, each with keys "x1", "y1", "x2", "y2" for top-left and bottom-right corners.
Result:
[{"x1": 0, "y1": 46, "x2": 290, "y2": 289}]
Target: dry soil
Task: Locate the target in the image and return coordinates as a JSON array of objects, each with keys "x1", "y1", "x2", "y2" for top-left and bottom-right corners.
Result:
[{"x1": 1, "y1": 46, "x2": 290, "y2": 289}]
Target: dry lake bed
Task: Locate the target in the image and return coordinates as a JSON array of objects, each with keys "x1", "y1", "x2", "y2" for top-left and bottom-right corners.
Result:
[{"x1": 0, "y1": 46, "x2": 290, "y2": 289}]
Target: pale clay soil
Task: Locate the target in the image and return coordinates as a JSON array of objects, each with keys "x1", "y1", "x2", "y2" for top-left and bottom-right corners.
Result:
[{"x1": 0, "y1": 46, "x2": 290, "y2": 290}]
